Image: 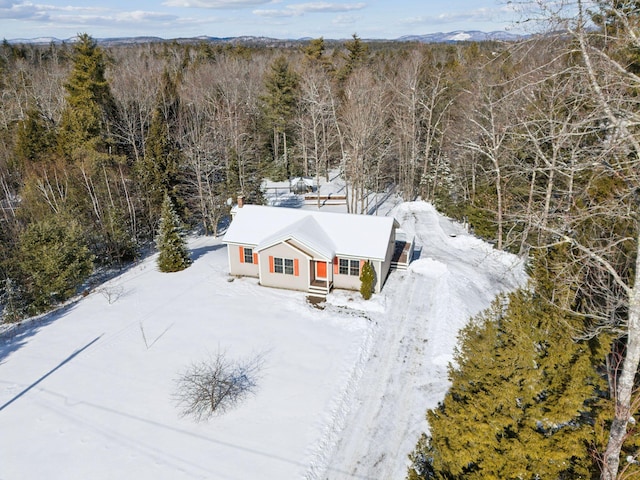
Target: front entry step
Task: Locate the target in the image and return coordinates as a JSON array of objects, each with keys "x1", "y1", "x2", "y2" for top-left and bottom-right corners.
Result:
[{"x1": 308, "y1": 281, "x2": 332, "y2": 298}]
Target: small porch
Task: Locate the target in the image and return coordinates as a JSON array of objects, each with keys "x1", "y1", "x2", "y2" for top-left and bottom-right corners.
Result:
[
  {"x1": 391, "y1": 230, "x2": 415, "y2": 271},
  {"x1": 308, "y1": 259, "x2": 333, "y2": 298}
]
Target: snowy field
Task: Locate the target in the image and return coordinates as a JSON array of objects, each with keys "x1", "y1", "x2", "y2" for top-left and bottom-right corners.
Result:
[{"x1": 0, "y1": 201, "x2": 526, "y2": 479}]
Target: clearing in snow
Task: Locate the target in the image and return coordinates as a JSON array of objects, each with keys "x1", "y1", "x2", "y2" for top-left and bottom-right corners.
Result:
[{"x1": 0, "y1": 201, "x2": 525, "y2": 479}]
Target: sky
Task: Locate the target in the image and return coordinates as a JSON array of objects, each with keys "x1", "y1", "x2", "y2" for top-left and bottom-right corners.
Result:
[{"x1": 0, "y1": 0, "x2": 523, "y2": 41}]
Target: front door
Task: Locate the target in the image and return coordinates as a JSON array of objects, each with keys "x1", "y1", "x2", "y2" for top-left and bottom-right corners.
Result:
[{"x1": 316, "y1": 261, "x2": 327, "y2": 279}]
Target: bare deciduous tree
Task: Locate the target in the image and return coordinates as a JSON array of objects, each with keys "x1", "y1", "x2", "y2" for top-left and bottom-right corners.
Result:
[
  {"x1": 296, "y1": 64, "x2": 338, "y2": 206},
  {"x1": 340, "y1": 68, "x2": 390, "y2": 213},
  {"x1": 513, "y1": 2, "x2": 640, "y2": 477},
  {"x1": 387, "y1": 49, "x2": 455, "y2": 202},
  {"x1": 173, "y1": 351, "x2": 263, "y2": 422},
  {"x1": 109, "y1": 47, "x2": 164, "y2": 163}
]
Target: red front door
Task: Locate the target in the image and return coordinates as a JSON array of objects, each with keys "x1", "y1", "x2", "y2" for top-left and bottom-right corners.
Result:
[{"x1": 316, "y1": 261, "x2": 327, "y2": 279}]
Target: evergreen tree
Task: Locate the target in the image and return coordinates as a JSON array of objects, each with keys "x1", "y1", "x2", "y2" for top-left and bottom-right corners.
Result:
[
  {"x1": 17, "y1": 215, "x2": 93, "y2": 313},
  {"x1": 136, "y1": 70, "x2": 184, "y2": 226},
  {"x1": 302, "y1": 37, "x2": 334, "y2": 72},
  {"x1": 0, "y1": 278, "x2": 26, "y2": 323},
  {"x1": 337, "y1": 34, "x2": 369, "y2": 82},
  {"x1": 156, "y1": 194, "x2": 191, "y2": 273},
  {"x1": 261, "y1": 55, "x2": 299, "y2": 179},
  {"x1": 408, "y1": 290, "x2": 603, "y2": 480},
  {"x1": 14, "y1": 108, "x2": 56, "y2": 167},
  {"x1": 58, "y1": 33, "x2": 117, "y2": 157},
  {"x1": 359, "y1": 260, "x2": 375, "y2": 300},
  {"x1": 52, "y1": 33, "x2": 134, "y2": 267},
  {"x1": 303, "y1": 37, "x2": 326, "y2": 62}
]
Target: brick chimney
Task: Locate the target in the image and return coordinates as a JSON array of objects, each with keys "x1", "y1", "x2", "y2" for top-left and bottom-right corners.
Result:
[{"x1": 237, "y1": 194, "x2": 244, "y2": 208}]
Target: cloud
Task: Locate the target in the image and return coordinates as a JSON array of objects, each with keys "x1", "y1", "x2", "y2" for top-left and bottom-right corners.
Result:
[
  {"x1": 66, "y1": 10, "x2": 179, "y2": 26},
  {"x1": 163, "y1": 0, "x2": 272, "y2": 8},
  {"x1": 291, "y1": 2, "x2": 365, "y2": 13},
  {"x1": 253, "y1": 8, "x2": 294, "y2": 17},
  {"x1": 0, "y1": 2, "x2": 182, "y2": 28},
  {"x1": 332, "y1": 13, "x2": 357, "y2": 26},
  {"x1": 254, "y1": 2, "x2": 365, "y2": 18},
  {"x1": 401, "y1": 6, "x2": 516, "y2": 27},
  {"x1": 0, "y1": 1, "x2": 47, "y2": 20}
]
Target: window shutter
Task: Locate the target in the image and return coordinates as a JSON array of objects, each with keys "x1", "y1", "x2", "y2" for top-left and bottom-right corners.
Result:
[
  {"x1": 360, "y1": 260, "x2": 365, "y2": 270},
  {"x1": 294, "y1": 258, "x2": 299, "y2": 277},
  {"x1": 253, "y1": 252, "x2": 258, "y2": 264},
  {"x1": 333, "y1": 256, "x2": 339, "y2": 274},
  {"x1": 269, "y1": 256, "x2": 274, "y2": 273},
  {"x1": 239, "y1": 246, "x2": 244, "y2": 263}
]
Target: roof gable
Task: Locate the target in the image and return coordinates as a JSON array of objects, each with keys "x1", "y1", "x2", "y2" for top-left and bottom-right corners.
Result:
[
  {"x1": 257, "y1": 216, "x2": 336, "y2": 260},
  {"x1": 223, "y1": 205, "x2": 396, "y2": 260}
]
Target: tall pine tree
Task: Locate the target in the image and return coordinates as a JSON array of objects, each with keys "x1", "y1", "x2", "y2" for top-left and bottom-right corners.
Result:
[
  {"x1": 156, "y1": 194, "x2": 191, "y2": 273},
  {"x1": 261, "y1": 55, "x2": 299, "y2": 179},
  {"x1": 58, "y1": 33, "x2": 117, "y2": 158},
  {"x1": 337, "y1": 33, "x2": 369, "y2": 82},
  {"x1": 53, "y1": 33, "x2": 134, "y2": 266}
]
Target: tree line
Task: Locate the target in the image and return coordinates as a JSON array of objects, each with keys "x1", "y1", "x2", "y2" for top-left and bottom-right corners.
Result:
[{"x1": 0, "y1": 0, "x2": 639, "y2": 476}]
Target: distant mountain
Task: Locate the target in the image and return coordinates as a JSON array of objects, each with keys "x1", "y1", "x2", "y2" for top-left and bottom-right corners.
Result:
[
  {"x1": 6, "y1": 36, "x2": 165, "y2": 46},
  {"x1": 7, "y1": 31, "x2": 524, "y2": 46},
  {"x1": 7, "y1": 37, "x2": 68, "y2": 44},
  {"x1": 396, "y1": 30, "x2": 523, "y2": 43}
]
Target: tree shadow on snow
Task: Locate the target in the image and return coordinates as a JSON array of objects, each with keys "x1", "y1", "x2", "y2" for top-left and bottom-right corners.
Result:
[
  {"x1": 190, "y1": 243, "x2": 225, "y2": 262},
  {"x1": 0, "y1": 302, "x2": 80, "y2": 365},
  {"x1": 0, "y1": 335, "x2": 102, "y2": 412}
]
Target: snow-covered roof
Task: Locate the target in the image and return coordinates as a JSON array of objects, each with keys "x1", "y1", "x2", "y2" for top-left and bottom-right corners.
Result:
[
  {"x1": 257, "y1": 215, "x2": 336, "y2": 260},
  {"x1": 290, "y1": 177, "x2": 315, "y2": 187},
  {"x1": 223, "y1": 205, "x2": 397, "y2": 261}
]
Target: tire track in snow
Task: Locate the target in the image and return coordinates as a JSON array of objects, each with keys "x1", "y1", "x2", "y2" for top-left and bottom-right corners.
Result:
[
  {"x1": 315, "y1": 202, "x2": 526, "y2": 480},
  {"x1": 316, "y1": 270, "x2": 429, "y2": 479},
  {"x1": 303, "y1": 308, "x2": 376, "y2": 480}
]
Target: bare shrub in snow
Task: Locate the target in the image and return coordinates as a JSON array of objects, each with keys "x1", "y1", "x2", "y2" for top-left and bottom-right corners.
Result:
[
  {"x1": 99, "y1": 284, "x2": 125, "y2": 305},
  {"x1": 174, "y1": 352, "x2": 263, "y2": 421}
]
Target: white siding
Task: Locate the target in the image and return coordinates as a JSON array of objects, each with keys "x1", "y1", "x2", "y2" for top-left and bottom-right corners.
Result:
[
  {"x1": 228, "y1": 244, "x2": 259, "y2": 277},
  {"x1": 259, "y1": 242, "x2": 310, "y2": 292}
]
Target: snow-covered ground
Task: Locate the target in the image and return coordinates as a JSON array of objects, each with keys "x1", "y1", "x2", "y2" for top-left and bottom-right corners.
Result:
[{"x1": 0, "y1": 201, "x2": 526, "y2": 479}]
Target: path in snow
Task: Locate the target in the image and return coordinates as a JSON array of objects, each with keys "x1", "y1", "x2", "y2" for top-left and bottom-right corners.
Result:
[{"x1": 317, "y1": 202, "x2": 526, "y2": 479}]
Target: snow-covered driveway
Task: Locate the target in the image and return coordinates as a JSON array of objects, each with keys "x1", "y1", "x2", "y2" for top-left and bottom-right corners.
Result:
[{"x1": 316, "y1": 202, "x2": 526, "y2": 479}]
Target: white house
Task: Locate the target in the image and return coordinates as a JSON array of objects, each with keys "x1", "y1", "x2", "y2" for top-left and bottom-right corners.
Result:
[{"x1": 222, "y1": 205, "x2": 402, "y2": 297}]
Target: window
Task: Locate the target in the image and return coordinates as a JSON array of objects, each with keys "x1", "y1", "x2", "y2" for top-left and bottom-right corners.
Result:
[
  {"x1": 284, "y1": 258, "x2": 294, "y2": 275},
  {"x1": 273, "y1": 257, "x2": 295, "y2": 275},
  {"x1": 339, "y1": 259, "x2": 349, "y2": 275},
  {"x1": 243, "y1": 247, "x2": 254, "y2": 264},
  {"x1": 339, "y1": 258, "x2": 360, "y2": 276},
  {"x1": 350, "y1": 260, "x2": 360, "y2": 276}
]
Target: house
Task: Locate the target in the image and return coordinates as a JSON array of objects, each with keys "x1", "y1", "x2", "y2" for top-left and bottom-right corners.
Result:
[{"x1": 222, "y1": 204, "x2": 401, "y2": 297}]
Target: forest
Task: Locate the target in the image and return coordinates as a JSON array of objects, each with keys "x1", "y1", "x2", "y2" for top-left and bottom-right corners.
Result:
[{"x1": 0, "y1": 1, "x2": 639, "y2": 478}]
